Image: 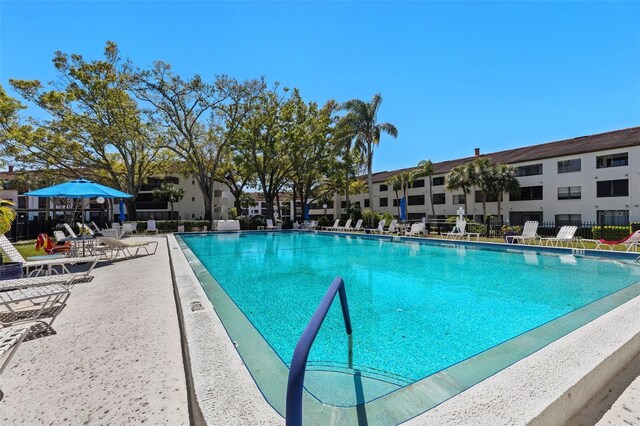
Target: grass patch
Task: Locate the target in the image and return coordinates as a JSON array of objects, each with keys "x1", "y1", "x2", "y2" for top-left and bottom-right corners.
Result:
[{"x1": 12, "y1": 241, "x2": 46, "y2": 259}]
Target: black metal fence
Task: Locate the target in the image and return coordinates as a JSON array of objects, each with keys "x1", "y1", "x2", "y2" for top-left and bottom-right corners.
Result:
[
  {"x1": 485, "y1": 219, "x2": 639, "y2": 240},
  {"x1": 4, "y1": 209, "x2": 112, "y2": 242}
]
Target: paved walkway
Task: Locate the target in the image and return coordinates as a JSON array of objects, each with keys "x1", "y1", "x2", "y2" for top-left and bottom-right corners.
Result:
[{"x1": 0, "y1": 236, "x2": 188, "y2": 425}]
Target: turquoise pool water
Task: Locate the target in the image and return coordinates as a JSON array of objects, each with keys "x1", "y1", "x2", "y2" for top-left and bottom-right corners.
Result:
[{"x1": 180, "y1": 232, "x2": 640, "y2": 394}]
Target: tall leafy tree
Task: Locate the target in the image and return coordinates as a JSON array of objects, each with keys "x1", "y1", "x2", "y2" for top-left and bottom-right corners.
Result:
[
  {"x1": 232, "y1": 83, "x2": 295, "y2": 220},
  {"x1": 445, "y1": 164, "x2": 472, "y2": 216},
  {"x1": 217, "y1": 152, "x2": 256, "y2": 215},
  {"x1": 386, "y1": 170, "x2": 416, "y2": 219},
  {"x1": 341, "y1": 93, "x2": 397, "y2": 209},
  {"x1": 287, "y1": 95, "x2": 339, "y2": 219},
  {"x1": 490, "y1": 163, "x2": 519, "y2": 221},
  {"x1": 7, "y1": 42, "x2": 164, "y2": 219},
  {"x1": 133, "y1": 62, "x2": 260, "y2": 220},
  {"x1": 153, "y1": 182, "x2": 185, "y2": 219},
  {"x1": 468, "y1": 157, "x2": 494, "y2": 224},
  {"x1": 417, "y1": 159, "x2": 436, "y2": 217}
]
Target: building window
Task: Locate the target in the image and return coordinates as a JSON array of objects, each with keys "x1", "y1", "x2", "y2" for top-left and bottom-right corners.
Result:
[
  {"x1": 364, "y1": 199, "x2": 370, "y2": 208},
  {"x1": 412, "y1": 179, "x2": 425, "y2": 188},
  {"x1": 17, "y1": 196, "x2": 27, "y2": 209},
  {"x1": 555, "y1": 214, "x2": 582, "y2": 226},
  {"x1": 557, "y1": 159, "x2": 581, "y2": 174},
  {"x1": 408, "y1": 213, "x2": 424, "y2": 220},
  {"x1": 432, "y1": 177, "x2": 445, "y2": 186},
  {"x1": 557, "y1": 186, "x2": 581, "y2": 200},
  {"x1": 597, "y1": 210, "x2": 629, "y2": 226},
  {"x1": 379, "y1": 184, "x2": 388, "y2": 192},
  {"x1": 509, "y1": 186, "x2": 543, "y2": 201},
  {"x1": 597, "y1": 179, "x2": 629, "y2": 197},
  {"x1": 38, "y1": 198, "x2": 47, "y2": 209},
  {"x1": 509, "y1": 211, "x2": 543, "y2": 225},
  {"x1": 432, "y1": 193, "x2": 446, "y2": 205},
  {"x1": 516, "y1": 164, "x2": 543, "y2": 176},
  {"x1": 597, "y1": 153, "x2": 628, "y2": 169},
  {"x1": 474, "y1": 191, "x2": 498, "y2": 203},
  {"x1": 192, "y1": 180, "x2": 195, "y2": 185},
  {"x1": 213, "y1": 190, "x2": 222, "y2": 198},
  {"x1": 379, "y1": 198, "x2": 388, "y2": 207},
  {"x1": 452, "y1": 194, "x2": 466, "y2": 205},
  {"x1": 408, "y1": 195, "x2": 425, "y2": 205},
  {"x1": 354, "y1": 201, "x2": 361, "y2": 207},
  {"x1": 192, "y1": 197, "x2": 195, "y2": 202},
  {"x1": 341, "y1": 201, "x2": 347, "y2": 208}
]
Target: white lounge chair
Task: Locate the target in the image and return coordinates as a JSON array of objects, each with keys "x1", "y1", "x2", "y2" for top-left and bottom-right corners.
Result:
[
  {"x1": 506, "y1": 221, "x2": 540, "y2": 245},
  {"x1": 322, "y1": 219, "x2": 340, "y2": 231},
  {"x1": 146, "y1": 219, "x2": 158, "y2": 234},
  {"x1": 335, "y1": 218, "x2": 352, "y2": 231},
  {"x1": 366, "y1": 219, "x2": 386, "y2": 234},
  {"x1": 0, "y1": 283, "x2": 70, "y2": 327},
  {"x1": 266, "y1": 219, "x2": 278, "y2": 230},
  {"x1": 122, "y1": 222, "x2": 137, "y2": 235},
  {"x1": 0, "y1": 325, "x2": 31, "y2": 377},
  {"x1": 382, "y1": 220, "x2": 399, "y2": 235},
  {"x1": 0, "y1": 235, "x2": 100, "y2": 277},
  {"x1": 63, "y1": 223, "x2": 78, "y2": 238},
  {"x1": 0, "y1": 272, "x2": 92, "y2": 292},
  {"x1": 541, "y1": 226, "x2": 578, "y2": 247},
  {"x1": 96, "y1": 236, "x2": 159, "y2": 259},
  {"x1": 583, "y1": 230, "x2": 640, "y2": 252},
  {"x1": 351, "y1": 219, "x2": 364, "y2": 232},
  {"x1": 90, "y1": 221, "x2": 102, "y2": 233},
  {"x1": 405, "y1": 223, "x2": 426, "y2": 237},
  {"x1": 307, "y1": 220, "x2": 318, "y2": 230},
  {"x1": 53, "y1": 230, "x2": 67, "y2": 243},
  {"x1": 442, "y1": 218, "x2": 467, "y2": 240}
]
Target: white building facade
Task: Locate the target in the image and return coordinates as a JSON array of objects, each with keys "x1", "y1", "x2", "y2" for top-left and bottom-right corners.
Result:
[{"x1": 327, "y1": 127, "x2": 640, "y2": 225}]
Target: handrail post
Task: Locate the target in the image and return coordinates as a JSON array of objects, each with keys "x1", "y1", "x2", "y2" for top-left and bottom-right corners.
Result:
[{"x1": 286, "y1": 276, "x2": 353, "y2": 426}]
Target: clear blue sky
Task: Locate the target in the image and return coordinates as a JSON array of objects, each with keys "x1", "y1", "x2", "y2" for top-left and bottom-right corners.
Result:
[{"x1": 1, "y1": 1, "x2": 639, "y2": 172}]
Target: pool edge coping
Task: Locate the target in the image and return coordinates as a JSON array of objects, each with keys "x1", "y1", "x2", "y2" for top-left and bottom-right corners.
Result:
[{"x1": 168, "y1": 231, "x2": 640, "y2": 425}]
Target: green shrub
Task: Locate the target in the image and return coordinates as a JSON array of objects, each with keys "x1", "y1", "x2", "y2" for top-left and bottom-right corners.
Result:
[
  {"x1": 228, "y1": 208, "x2": 238, "y2": 219},
  {"x1": 380, "y1": 212, "x2": 394, "y2": 225},
  {"x1": 632, "y1": 222, "x2": 640, "y2": 232},
  {"x1": 591, "y1": 226, "x2": 631, "y2": 241}
]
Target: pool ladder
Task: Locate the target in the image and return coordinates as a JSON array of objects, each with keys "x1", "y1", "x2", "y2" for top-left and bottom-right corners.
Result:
[{"x1": 285, "y1": 276, "x2": 353, "y2": 426}]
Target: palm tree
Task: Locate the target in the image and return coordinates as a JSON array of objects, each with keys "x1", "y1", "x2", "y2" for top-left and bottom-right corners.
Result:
[
  {"x1": 491, "y1": 163, "x2": 520, "y2": 222},
  {"x1": 386, "y1": 171, "x2": 416, "y2": 219},
  {"x1": 153, "y1": 182, "x2": 185, "y2": 220},
  {"x1": 445, "y1": 164, "x2": 472, "y2": 216},
  {"x1": 467, "y1": 157, "x2": 494, "y2": 225},
  {"x1": 341, "y1": 94, "x2": 398, "y2": 209},
  {"x1": 417, "y1": 160, "x2": 435, "y2": 218},
  {"x1": 333, "y1": 116, "x2": 363, "y2": 209}
]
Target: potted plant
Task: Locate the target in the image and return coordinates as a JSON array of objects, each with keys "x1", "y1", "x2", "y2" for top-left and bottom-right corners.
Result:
[{"x1": 0, "y1": 198, "x2": 23, "y2": 280}]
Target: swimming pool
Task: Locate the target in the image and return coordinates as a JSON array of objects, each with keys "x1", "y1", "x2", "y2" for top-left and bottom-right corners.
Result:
[{"x1": 176, "y1": 231, "x2": 640, "y2": 422}]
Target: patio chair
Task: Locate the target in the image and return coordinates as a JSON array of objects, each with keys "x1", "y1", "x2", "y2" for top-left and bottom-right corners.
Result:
[
  {"x1": 335, "y1": 218, "x2": 352, "y2": 231},
  {"x1": 505, "y1": 221, "x2": 540, "y2": 245},
  {"x1": 366, "y1": 219, "x2": 386, "y2": 235},
  {"x1": 584, "y1": 230, "x2": 640, "y2": 252},
  {"x1": 307, "y1": 220, "x2": 318, "y2": 230},
  {"x1": 540, "y1": 226, "x2": 578, "y2": 247},
  {"x1": 0, "y1": 235, "x2": 100, "y2": 277},
  {"x1": 0, "y1": 272, "x2": 92, "y2": 292},
  {"x1": 405, "y1": 223, "x2": 426, "y2": 237},
  {"x1": 90, "y1": 221, "x2": 102, "y2": 233},
  {"x1": 53, "y1": 230, "x2": 67, "y2": 243},
  {"x1": 442, "y1": 218, "x2": 466, "y2": 240},
  {"x1": 322, "y1": 219, "x2": 340, "y2": 231},
  {"x1": 122, "y1": 222, "x2": 137, "y2": 236},
  {"x1": 146, "y1": 219, "x2": 159, "y2": 234},
  {"x1": 382, "y1": 220, "x2": 399, "y2": 235},
  {"x1": 266, "y1": 219, "x2": 278, "y2": 230},
  {"x1": 351, "y1": 219, "x2": 364, "y2": 232},
  {"x1": 96, "y1": 236, "x2": 159, "y2": 259},
  {"x1": 0, "y1": 283, "x2": 70, "y2": 328},
  {"x1": 0, "y1": 325, "x2": 31, "y2": 377},
  {"x1": 63, "y1": 223, "x2": 78, "y2": 238}
]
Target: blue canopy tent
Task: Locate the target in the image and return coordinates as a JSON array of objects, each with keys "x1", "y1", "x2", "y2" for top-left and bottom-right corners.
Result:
[
  {"x1": 25, "y1": 178, "x2": 133, "y2": 231},
  {"x1": 400, "y1": 197, "x2": 407, "y2": 221}
]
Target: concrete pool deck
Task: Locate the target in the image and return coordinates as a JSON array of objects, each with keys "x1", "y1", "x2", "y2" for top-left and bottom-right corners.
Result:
[{"x1": 0, "y1": 236, "x2": 188, "y2": 425}]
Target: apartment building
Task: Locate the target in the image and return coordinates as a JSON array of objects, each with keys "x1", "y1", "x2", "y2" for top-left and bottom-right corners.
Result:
[{"x1": 326, "y1": 127, "x2": 640, "y2": 225}]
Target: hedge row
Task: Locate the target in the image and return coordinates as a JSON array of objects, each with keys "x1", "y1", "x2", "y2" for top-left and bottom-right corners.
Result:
[
  {"x1": 591, "y1": 226, "x2": 633, "y2": 241},
  {"x1": 129, "y1": 220, "x2": 211, "y2": 232}
]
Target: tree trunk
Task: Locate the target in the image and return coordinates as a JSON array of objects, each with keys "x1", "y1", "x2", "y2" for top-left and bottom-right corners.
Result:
[
  {"x1": 429, "y1": 178, "x2": 435, "y2": 219},
  {"x1": 292, "y1": 185, "x2": 297, "y2": 221},
  {"x1": 463, "y1": 186, "x2": 469, "y2": 218},
  {"x1": 497, "y1": 193, "x2": 502, "y2": 223},
  {"x1": 395, "y1": 189, "x2": 401, "y2": 217},
  {"x1": 367, "y1": 145, "x2": 374, "y2": 211},
  {"x1": 276, "y1": 192, "x2": 282, "y2": 219},
  {"x1": 344, "y1": 166, "x2": 350, "y2": 209},
  {"x1": 482, "y1": 193, "x2": 487, "y2": 225},
  {"x1": 264, "y1": 190, "x2": 275, "y2": 220},
  {"x1": 127, "y1": 198, "x2": 137, "y2": 221}
]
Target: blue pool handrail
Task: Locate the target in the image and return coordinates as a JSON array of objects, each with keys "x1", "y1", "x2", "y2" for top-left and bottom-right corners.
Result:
[{"x1": 286, "y1": 276, "x2": 353, "y2": 426}]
